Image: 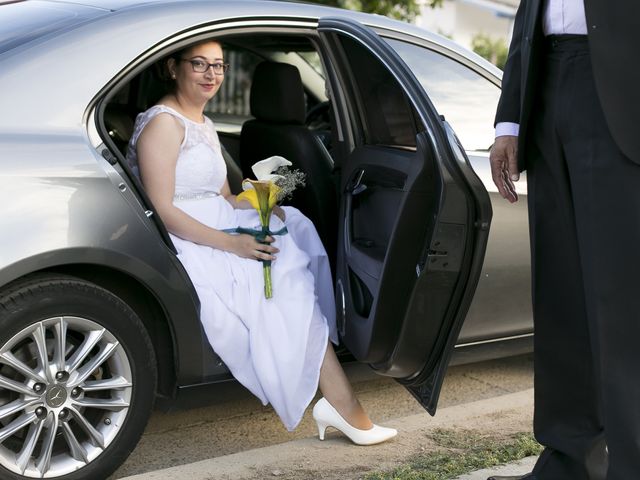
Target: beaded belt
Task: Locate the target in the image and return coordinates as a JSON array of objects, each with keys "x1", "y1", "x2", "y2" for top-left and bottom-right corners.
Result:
[{"x1": 173, "y1": 191, "x2": 219, "y2": 201}]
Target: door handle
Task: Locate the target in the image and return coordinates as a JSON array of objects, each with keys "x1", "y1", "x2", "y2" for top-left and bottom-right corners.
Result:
[
  {"x1": 347, "y1": 169, "x2": 367, "y2": 195},
  {"x1": 344, "y1": 169, "x2": 367, "y2": 253},
  {"x1": 351, "y1": 183, "x2": 367, "y2": 196}
]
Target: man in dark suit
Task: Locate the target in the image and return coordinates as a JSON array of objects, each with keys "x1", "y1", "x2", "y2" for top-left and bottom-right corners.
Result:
[{"x1": 489, "y1": 1, "x2": 640, "y2": 479}]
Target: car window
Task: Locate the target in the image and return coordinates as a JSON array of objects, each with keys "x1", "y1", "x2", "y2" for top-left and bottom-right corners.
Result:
[
  {"x1": 385, "y1": 38, "x2": 501, "y2": 152},
  {"x1": 204, "y1": 47, "x2": 263, "y2": 133},
  {"x1": 298, "y1": 51, "x2": 325, "y2": 78},
  {"x1": 205, "y1": 46, "x2": 324, "y2": 134},
  {"x1": 336, "y1": 34, "x2": 421, "y2": 149}
]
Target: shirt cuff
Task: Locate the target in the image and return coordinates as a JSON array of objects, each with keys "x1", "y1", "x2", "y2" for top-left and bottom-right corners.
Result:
[{"x1": 495, "y1": 122, "x2": 520, "y2": 138}]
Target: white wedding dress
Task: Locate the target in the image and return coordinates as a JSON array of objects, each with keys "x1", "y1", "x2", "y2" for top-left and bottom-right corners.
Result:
[{"x1": 127, "y1": 105, "x2": 338, "y2": 430}]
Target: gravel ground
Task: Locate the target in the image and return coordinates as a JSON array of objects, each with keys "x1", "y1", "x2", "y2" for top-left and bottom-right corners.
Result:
[
  {"x1": 113, "y1": 354, "x2": 534, "y2": 479},
  {"x1": 118, "y1": 387, "x2": 535, "y2": 479}
]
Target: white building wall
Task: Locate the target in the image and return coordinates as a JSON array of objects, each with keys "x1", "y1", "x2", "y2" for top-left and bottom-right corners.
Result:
[{"x1": 416, "y1": 0, "x2": 518, "y2": 51}]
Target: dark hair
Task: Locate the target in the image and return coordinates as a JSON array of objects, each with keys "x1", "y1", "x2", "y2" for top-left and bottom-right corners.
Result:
[
  {"x1": 157, "y1": 40, "x2": 222, "y2": 86},
  {"x1": 153, "y1": 46, "x2": 187, "y2": 92}
]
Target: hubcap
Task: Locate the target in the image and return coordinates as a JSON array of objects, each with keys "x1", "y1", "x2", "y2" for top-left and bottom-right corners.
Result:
[
  {"x1": 0, "y1": 317, "x2": 133, "y2": 477},
  {"x1": 45, "y1": 386, "x2": 67, "y2": 408}
]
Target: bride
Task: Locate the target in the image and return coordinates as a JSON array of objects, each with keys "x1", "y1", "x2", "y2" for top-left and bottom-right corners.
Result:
[{"x1": 126, "y1": 38, "x2": 396, "y2": 445}]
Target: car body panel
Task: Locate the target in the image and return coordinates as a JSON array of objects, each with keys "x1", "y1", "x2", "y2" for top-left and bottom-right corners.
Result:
[
  {"x1": 460, "y1": 153, "x2": 532, "y2": 343},
  {"x1": 0, "y1": 132, "x2": 216, "y2": 385},
  {"x1": 0, "y1": 0, "x2": 532, "y2": 400},
  {"x1": 0, "y1": 1, "x2": 499, "y2": 130}
]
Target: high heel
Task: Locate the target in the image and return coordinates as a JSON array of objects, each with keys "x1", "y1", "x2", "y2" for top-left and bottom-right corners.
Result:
[{"x1": 312, "y1": 397, "x2": 397, "y2": 446}]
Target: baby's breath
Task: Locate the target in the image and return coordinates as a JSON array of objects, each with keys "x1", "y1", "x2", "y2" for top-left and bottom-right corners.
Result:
[{"x1": 274, "y1": 166, "x2": 306, "y2": 202}]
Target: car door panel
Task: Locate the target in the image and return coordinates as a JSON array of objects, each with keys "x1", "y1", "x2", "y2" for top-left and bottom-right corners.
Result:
[
  {"x1": 339, "y1": 144, "x2": 435, "y2": 362},
  {"x1": 319, "y1": 17, "x2": 492, "y2": 414}
]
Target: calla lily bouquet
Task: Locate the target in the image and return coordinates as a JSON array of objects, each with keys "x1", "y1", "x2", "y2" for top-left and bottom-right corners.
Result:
[
  {"x1": 236, "y1": 156, "x2": 306, "y2": 299},
  {"x1": 250, "y1": 156, "x2": 306, "y2": 202}
]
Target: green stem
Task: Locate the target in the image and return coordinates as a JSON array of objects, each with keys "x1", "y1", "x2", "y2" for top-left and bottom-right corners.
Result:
[{"x1": 263, "y1": 264, "x2": 272, "y2": 299}]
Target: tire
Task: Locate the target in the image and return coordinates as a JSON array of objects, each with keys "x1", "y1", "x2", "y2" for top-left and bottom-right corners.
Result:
[{"x1": 0, "y1": 274, "x2": 157, "y2": 480}]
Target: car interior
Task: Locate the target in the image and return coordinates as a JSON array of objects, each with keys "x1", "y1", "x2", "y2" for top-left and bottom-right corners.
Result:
[
  {"x1": 99, "y1": 30, "x2": 441, "y2": 375},
  {"x1": 101, "y1": 33, "x2": 339, "y2": 263}
]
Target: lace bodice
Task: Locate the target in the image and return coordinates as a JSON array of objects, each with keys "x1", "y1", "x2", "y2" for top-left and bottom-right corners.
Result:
[{"x1": 126, "y1": 105, "x2": 227, "y2": 198}]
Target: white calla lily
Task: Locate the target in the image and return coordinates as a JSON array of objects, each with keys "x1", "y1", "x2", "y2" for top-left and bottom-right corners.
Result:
[{"x1": 251, "y1": 156, "x2": 292, "y2": 183}]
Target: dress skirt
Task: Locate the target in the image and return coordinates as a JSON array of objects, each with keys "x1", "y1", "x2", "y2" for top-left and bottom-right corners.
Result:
[{"x1": 169, "y1": 195, "x2": 337, "y2": 431}]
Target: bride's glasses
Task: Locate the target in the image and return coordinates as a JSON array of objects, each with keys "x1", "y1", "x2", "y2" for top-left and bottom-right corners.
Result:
[{"x1": 180, "y1": 58, "x2": 230, "y2": 75}]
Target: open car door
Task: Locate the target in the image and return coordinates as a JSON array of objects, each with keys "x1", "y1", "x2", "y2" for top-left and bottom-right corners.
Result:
[{"x1": 318, "y1": 18, "x2": 492, "y2": 414}]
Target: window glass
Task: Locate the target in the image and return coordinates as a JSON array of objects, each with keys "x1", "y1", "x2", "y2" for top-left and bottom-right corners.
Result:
[
  {"x1": 204, "y1": 47, "x2": 263, "y2": 131},
  {"x1": 205, "y1": 46, "x2": 325, "y2": 133},
  {"x1": 386, "y1": 38, "x2": 500, "y2": 151},
  {"x1": 205, "y1": 47, "x2": 323, "y2": 132},
  {"x1": 338, "y1": 35, "x2": 419, "y2": 148},
  {"x1": 298, "y1": 51, "x2": 325, "y2": 78}
]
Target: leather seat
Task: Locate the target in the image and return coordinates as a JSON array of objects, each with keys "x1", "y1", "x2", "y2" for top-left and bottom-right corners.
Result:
[
  {"x1": 240, "y1": 61, "x2": 337, "y2": 257},
  {"x1": 104, "y1": 103, "x2": 136, "y2": 155}
]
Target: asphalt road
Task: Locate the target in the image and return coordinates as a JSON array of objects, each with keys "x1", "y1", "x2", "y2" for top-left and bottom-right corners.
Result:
[{"x1": 113, "y1": 354, "x2": 534, "y2": 479}]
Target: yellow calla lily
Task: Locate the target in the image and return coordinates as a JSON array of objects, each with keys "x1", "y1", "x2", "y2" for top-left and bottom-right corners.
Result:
[
  {"x1": 237, "y1": 179, "x2": 281, "y2": 226},
  {"x1": 234, "y1": 160, "x2": 304, "y2": 299},
  {"x1": 236, "y1": 186, "x2": 260, "y2": 211},
  {"x1": 235, "y1": 178, "x2": 283, "y2": 299}
]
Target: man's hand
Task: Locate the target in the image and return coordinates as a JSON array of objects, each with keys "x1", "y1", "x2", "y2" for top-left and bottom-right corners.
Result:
[{"x1": 490, "y1": 135, "x2": 519, "y2": 203}]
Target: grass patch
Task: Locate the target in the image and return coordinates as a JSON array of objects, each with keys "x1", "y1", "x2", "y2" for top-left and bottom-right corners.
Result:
[{"x1": 365, "y1": 428, "x2": 542, "y2": 480}]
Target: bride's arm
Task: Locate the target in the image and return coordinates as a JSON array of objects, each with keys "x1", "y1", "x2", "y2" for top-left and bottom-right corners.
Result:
[
  {"x1": 137, "y1": 114, "x2": 278, "y2": 260},
  {"x1": 221, "y1": 180, "x2": 251, "y2": 210}
]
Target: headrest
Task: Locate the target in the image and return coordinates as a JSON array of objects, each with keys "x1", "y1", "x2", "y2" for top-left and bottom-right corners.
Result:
[{"x1": 250, "y1": 62, "x2": 305, "y2": 124}]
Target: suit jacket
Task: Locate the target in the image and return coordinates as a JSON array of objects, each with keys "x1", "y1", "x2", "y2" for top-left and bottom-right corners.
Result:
[{"x1": 495, "y1": 0, "x2": 640, "y2": 170}]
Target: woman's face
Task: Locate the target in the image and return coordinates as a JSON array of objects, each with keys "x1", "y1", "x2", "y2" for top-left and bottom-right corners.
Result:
[{"x1": 170, "y1": 41, "x2": 225, "y2": 104}]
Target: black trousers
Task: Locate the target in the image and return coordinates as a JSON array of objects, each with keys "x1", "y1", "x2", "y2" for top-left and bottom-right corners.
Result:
[{"x1": 526, "y1": 35, "x2": 640, "y2": 480}]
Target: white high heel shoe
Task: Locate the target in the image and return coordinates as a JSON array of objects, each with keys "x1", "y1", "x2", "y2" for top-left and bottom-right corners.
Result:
[{"x1": 312, "y1": 397, "x2": 397, "y2": 446}]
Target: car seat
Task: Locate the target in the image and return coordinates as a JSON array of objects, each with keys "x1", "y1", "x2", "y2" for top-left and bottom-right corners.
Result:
[{"x1": 239, "y1": 61, "x2": 338, "y2": 258}]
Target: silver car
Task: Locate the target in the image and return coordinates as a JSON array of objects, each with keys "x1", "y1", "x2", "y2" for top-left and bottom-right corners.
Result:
[{"x1": 0, "y1": 1, "x2": 531, "y2": 478}]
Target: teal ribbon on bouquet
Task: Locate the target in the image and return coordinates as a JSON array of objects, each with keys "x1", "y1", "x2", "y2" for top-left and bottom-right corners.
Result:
[
  {"x1": 222, "y1": 225, "x2": 288, "y2": 244},
  {"x1": 222, "y1": 224, "x2": 289, "y2": 266},
  {"x1": 222, "y1": 225, "x2": 288, "y2": 299}
]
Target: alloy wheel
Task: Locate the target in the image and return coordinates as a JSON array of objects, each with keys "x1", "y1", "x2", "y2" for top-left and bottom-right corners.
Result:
[{"x1": 0, "y1": 316, "x2": 133, "y2": 477}]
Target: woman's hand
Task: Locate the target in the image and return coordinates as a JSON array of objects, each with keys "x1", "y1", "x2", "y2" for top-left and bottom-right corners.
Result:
[
  {"x1": 273, "y1": 205, "x2": 286, "y2": 222},
  {"x1": 227, "y1": 233, "x2": 279, "y2": 261}
]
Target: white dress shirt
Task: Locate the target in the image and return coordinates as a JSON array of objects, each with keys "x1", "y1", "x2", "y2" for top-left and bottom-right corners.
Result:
[
  {"x1": 495, "y1": 0, "x2": 588, "y2": 138},
  {"x1": 542, "y1": 0, "x2": 588, "y2": 36}
]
